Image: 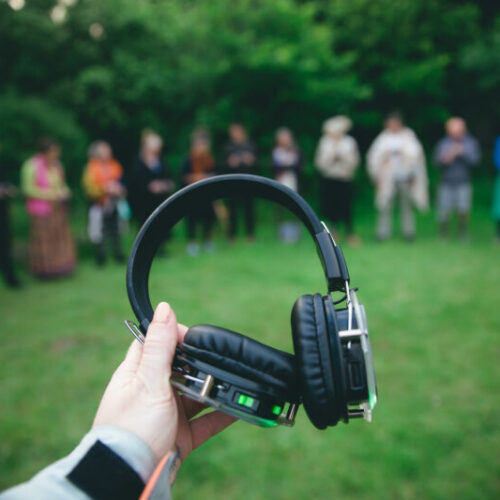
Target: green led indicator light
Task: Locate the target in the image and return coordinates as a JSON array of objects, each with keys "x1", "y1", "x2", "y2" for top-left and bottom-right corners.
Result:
[
  {"x1": 237, "y1": 394, "x2": 255, "y2": 408},
  {"x1": 272, "y1": 405, "x2": 282, "y2": 416}
]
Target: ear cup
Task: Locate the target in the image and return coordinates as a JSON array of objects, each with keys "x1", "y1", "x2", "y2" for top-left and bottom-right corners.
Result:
[
  {"x1": 291, "y1": 294, "x2": 342, "y2": 429},
  {"x1": 181, "y1": 325, "x2": 298, "y2": 397}
]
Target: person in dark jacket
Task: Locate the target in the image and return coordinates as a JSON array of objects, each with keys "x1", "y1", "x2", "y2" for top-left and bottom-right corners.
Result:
[
  {"x1": 129, "y1": 130, "x2": 174, "y2": 227},
  {"x1": 223, "y1": 123, "x2": 257, "y2": 242},
  {"x1": 433, "y1": 117, "x2": 481, "y2": 239},
  {"x1": 272, "y1": 128, "x2": 303, "y2": 242},
  {"x1": 182, "y1": 129, "x2": 217, "y2": 256},
  {"x1": 271, "y1": 127, "x2": 303, "y2": 192},
  {"x1": 0, "y1": 161, "x2": 21, "y2": 288}
]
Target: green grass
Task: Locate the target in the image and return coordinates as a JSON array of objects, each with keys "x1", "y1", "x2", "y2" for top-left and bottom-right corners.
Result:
[{"x1": 1, "y1": 189, "x2": 499, "y2": 499}]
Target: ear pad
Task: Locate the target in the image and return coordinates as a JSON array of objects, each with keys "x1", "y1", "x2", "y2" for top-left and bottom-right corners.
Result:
[
  {"x1": 181, "y1": 325, "x2": 298, "y2": 398},
  {"x1": 291, "y1": 294, "x2": 343, "y2": 429}
]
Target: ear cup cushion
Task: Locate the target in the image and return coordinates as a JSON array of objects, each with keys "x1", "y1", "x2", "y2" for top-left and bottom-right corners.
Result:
[
  {"x1": 181, "y1": 325, "x2": 298, "y2": 397},
  {"x1": 291, "y1": 294, "x2": 338, "y2": 429}
]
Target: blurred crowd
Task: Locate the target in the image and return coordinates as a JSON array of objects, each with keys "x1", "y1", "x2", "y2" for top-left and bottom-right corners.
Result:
[{"x1": 1, "y1": 113, "x2": 498, "y2": 289}]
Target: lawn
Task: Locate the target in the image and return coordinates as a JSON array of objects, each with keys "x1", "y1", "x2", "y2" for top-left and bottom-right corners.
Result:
[{"x1": 0, "y1": 188, "x2": 499, "y2": 499}]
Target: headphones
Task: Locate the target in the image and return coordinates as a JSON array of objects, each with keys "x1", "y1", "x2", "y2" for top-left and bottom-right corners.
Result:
[{"x1": 125, "y1": 174, "x2": 377, "y2": 429}]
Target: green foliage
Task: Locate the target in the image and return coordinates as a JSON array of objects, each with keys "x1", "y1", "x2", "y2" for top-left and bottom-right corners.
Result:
[
  {"x1": 0, "y1": 0, "x2": 498, "y2": 180},
  {"x1": 460, "y1": 16, "x2": 500, "y2": 127},
  {"x1": 321, "y1": 0, "x2": 484, "y2": 134},
  {"x1": 0, "y1": 92, "x2": 87, "y2": 182},
  {"x1": 0, "y1": 0, "x2": 368, "y2": 177}
]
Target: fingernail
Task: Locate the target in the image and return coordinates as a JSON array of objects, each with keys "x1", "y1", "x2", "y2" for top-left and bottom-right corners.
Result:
[{"x1": 154, "y1": 302, "x2": 171, "y2": 322}]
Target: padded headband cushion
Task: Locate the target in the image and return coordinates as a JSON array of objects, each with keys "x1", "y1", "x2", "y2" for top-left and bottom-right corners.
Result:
[
  {"x1": 181, "y1": 325, "x2": 298, "y2": 399},
  {"x1": 291, "y1": 294, "x2": 338, "y2": 429}
]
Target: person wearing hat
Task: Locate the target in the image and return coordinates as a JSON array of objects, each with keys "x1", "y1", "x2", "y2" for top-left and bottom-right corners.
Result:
[
  {"x1": 367, "y1": 112, "x2": 428, "y2": 241},
  {"x1": 314, "y1": 115, "x2": 361, "y2": 246}
]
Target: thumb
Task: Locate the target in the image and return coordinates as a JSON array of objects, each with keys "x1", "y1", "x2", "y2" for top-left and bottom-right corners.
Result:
[{"x1": 138, "y1": 302, "x2": 178, "y2": 383}]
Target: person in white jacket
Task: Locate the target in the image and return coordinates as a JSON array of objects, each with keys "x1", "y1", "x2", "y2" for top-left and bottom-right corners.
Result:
[
  {"x1": 367, "y1": 112, "x2": 429, "y2": 241},
  {"x1": 315, "y1": 116, "x2": 361, "y2": 246}
]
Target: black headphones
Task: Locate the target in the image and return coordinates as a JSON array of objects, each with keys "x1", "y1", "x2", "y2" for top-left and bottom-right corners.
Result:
[{"x1": 126, "y1": 174, "x2": 377, "y2": 429}]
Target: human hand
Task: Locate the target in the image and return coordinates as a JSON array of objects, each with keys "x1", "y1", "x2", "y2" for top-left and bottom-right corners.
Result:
[
  {"x1": 59, "y1": 188, "x2": 71, "y2": 201},
  {"x1": 93, "y1": 302, "x2": 236, "y2": 465},
  {"x1": 188, "y1": 173, "x2": 206, "y2": 183},
  {"x1": 242, "y1": 152, "x2": 255, "y2": 165},
  {"x1": 452, "y1": 143, "x2": 464, "y2": 157},
  {"x1": 382, "y1": 151, "x2": 391, "y2": 165},
  {"x1": 106, "y1": 181, "x2": 126, "y2": 197},
  {"x1": 148, "y1": 180, "x2": 171, "y2": 194},
  {"x1": 227, "y1": 154, "x2": 240, "y2": 168}
]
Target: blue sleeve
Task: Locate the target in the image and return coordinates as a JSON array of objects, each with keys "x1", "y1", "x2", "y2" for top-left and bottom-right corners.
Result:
[{"x1": 494, "y1": 137, "x2": 500, "y2": 171}]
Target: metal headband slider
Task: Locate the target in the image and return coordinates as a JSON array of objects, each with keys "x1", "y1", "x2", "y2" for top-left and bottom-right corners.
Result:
[{"x1": 125, "y1": 320, "x2": 146, "y2": 345}]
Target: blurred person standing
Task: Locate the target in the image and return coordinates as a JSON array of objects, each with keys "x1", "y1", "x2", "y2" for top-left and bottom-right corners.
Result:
[
  {"x1": 367, "y1": 112, "x2": 428, "y2": 241},
  {"x1": 182, "y1": 129, "x2": 217, "y2": 256},
  {"x1": 223, "y1": 123, "x2": 257, "y2": 242},
  {"x1": 0, "y1": 160, "x2": 21, "y2": 288},
  {"x1": 272, "y1": 128, "x2": 303, "y2": 192},
  {"x1": 82, "y1": 141, "x2": 126, "y2": 266},
  {"x1": 315, "y1": 116, "x2": 360, "y2": 245},
  {"x1": 433, "y1": 117, "x2": 481, "y2": 240},
  {"x1": 21, "y1": 137, "x2": 76, "y2": 279},
  {"x1": 128, "y1": 129, "x2": 174, "y2": 227},
  {"x1": 492, "y1": 135, "x2": 500, "y2": 242},
  {"x1": 272, "y1": 127, "x2": 303, "y2": 242}
]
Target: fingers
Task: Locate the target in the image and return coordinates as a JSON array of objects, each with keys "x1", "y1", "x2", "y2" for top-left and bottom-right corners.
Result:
[
  {"x1": 118, "y1": 340, "x2": 143, "y2": 374},
  {"x1": 188, "y1": 411, "x2": 237, "y2": 451},
  {"x1": 179, "y1": 395, "x2": 206, "y2": 420},
  {"x1": 178, "y1": 323, "x2": 188, "y2": 343},
  {"x1": 138, "y1": 302, "x2": 178, "y2": 381}
]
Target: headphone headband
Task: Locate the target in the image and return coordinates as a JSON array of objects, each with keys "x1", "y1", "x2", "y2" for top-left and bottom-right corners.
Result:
[{"x1": 126, "y1": 174, "x2": 350, "y2": 332}]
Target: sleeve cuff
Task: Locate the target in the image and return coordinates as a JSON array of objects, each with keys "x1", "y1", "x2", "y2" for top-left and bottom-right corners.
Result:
[{"x1": 87, "y1": 426, "x2": 158, "y2": 484}]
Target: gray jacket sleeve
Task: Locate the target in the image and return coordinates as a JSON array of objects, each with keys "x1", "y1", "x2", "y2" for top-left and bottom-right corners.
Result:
[
  {"x1": 0, "y1": 426, "x2": 170, "y2": 500},
  {"x1": 462, "y1": 136, "x2": 481, "y2": 166}
]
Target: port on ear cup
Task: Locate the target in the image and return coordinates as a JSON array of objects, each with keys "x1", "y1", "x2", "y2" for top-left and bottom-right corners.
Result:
[
  {"x1": 182, "y1": 325, "x2": 299, "y2": 396},
  {"x1": 291, "y1": 294, "x2": 341, "y2": 429}
]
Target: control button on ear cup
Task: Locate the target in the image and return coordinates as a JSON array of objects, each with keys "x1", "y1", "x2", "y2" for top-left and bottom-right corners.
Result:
[
  {"x1": 181, "y1": 325, "x2": 298, "y2": 399},
  {"x1": 291, "y1": 294, "x2": 340, "y2": 429}
]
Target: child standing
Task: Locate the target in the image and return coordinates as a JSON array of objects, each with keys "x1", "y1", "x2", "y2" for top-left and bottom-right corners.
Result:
[{"x1": 82, "y1": 141, "x2": 127, "y2": 266}]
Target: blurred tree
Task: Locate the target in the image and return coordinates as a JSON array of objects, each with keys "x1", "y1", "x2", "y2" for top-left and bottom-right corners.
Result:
[
  {"x1": 0, "y1": 0, "x2": 497, "y2": 184},
  {"x1": 0, "y1": 93, "x2": 87, "y2": 184},
  {"x1": 460, "y1": 16, "x2": 500, "y2": 140},
  {"x1": 0, "y1": 0, "x2": 368, "y2": 180},
  {"x1": 316, "y1": 0, "x2": 487, "y2": 146}
]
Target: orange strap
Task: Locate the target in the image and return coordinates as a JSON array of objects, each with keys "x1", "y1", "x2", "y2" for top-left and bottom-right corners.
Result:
[{"x1": 139, "y1": 452, "x2": 171, "y2": 500}]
